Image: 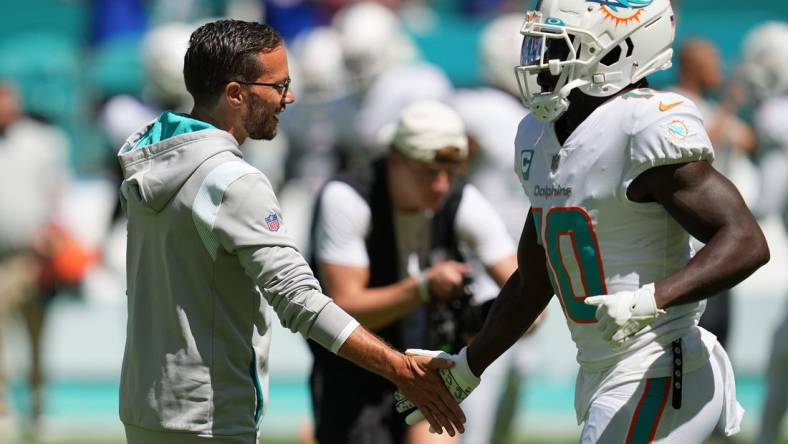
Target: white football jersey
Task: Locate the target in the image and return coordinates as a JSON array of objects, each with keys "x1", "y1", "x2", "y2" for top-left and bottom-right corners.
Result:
[
  {"x1": 450, "y1": 87, "x2": 530, "y2": 239},
  {"x1": 752, "y1": 97, "x2": 788, "y2": 221},
  {"x1": 754, "y1": 96, "x2": 788, "y2": 153},
  {"x1": 515, "y1": 89, "x2": 715, "y2": 369}
]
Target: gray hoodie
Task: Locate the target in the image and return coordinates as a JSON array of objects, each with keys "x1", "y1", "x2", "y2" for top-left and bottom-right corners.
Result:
[{"x1": 117, "y1": 113, "x2": 358, "y2": 442}]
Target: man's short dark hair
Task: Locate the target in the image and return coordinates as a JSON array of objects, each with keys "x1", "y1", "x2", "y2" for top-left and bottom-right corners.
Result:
[{"x1": 184, "y1": 19, "x2": 283, "y2": 106}]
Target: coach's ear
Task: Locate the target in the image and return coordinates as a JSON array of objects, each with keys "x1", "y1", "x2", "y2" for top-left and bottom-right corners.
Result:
[{"x1": 223, "y1": 81, "x2": 244, "y2": 110}]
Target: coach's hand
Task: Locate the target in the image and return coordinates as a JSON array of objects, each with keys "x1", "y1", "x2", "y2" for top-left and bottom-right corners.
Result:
[
  {"x1": 391, "y1": 351, "x2": 467, "y2": 436},
  {"x1": 394, "y1": 347, "x2": 479, "y2": 432},
  {"x1": 584, "y1": 283, "x2": 665, "y2": 345}
]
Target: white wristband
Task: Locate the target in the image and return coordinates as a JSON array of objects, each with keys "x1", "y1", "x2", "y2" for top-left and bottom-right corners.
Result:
[{"x1": 416, "y1": 272, "x2": 431, "y2": 303}]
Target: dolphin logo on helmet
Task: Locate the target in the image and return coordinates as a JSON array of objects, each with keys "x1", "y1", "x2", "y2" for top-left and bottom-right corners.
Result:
[
  {"x1": 587, "y1": 0, "x2": 654, "y2": 11},
  {"x1": 588, "y1": 0, "x2": 655, "y2": 25}
]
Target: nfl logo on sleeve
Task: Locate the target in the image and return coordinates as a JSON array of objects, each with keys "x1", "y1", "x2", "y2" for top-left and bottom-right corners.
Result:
[
  {"x1": 551, "y1": 154, "x2": 561, "y2": 173},
  {"x1": 265, "y1": 212, "x2": 281, "y2": 231}
]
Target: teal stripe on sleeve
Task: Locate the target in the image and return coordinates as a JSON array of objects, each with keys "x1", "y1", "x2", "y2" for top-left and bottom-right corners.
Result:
[{"x1": 192, "y1": 161, "x2": 259, "y2": 259}]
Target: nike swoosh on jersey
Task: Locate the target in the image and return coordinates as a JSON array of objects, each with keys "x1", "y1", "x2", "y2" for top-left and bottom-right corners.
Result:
[{"x1": 658, "y1": 101, "x2": 684, "y2": 112}]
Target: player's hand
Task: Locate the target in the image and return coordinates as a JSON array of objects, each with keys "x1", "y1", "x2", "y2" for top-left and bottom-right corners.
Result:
[
  {"x1": 584, "y1": 283, "x2": 665, "y2": 345},
  {"x1": 391, "y1": 351, "x2": 467, "y2": 436},
  {"x1": 394, "y1": 347, "x2": 479, "y2": 433},
  {"x1": 426, "y1": 261, "x2": 470, "y2": 301}
]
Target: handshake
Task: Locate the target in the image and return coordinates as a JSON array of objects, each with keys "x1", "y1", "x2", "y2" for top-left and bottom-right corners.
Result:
[{"x1": 394, "y1": 347, "x2": 481, "y2": 432}]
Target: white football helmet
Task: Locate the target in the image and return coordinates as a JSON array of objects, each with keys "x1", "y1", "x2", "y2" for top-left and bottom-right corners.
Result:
[
  {"x1": 142, "y1": 22, "x2": 195, "y2": 109},
  {"x1": 480, "y1": 13, "x2": 525, "y2": 97},
  {"x1": 739, "y1": 21, "x2": 788, "y2": 104},
  {"x1": 332, "y1": 1, "x2": 419, "y2": 86},
  {"x1": 290, "y1": 26, "x2": 350, "y2": 103},
  {"x1": 516, "y1": 0, "x2": 675, "y2": 121}
]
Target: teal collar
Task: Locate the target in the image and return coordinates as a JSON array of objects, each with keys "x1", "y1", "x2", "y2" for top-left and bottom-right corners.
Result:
[{"x1": 132, "y1": 111, "x2": 216, "y2": 151}]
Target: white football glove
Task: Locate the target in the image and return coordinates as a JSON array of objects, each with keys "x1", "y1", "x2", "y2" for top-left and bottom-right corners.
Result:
[
  {"x1": 584, "y1": 283, "x2": 665, "y2": 345},
  {"x1": 393, "y1": 347, "x2": 480, "y2": 429}
]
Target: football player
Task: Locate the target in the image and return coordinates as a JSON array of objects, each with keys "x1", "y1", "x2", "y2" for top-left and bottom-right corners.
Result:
[
  {"x1": 398, "y1": 1, "x2": 769, "y2": 442},
  {"x1": 448, "y1": 14, "x2": 534, "y2": 444},
  {"x1": 738, "y1": 21, "x2": 788, "y2": 444}
]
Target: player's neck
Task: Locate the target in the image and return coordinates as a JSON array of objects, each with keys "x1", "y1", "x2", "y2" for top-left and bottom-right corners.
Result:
[
  {"x1": 554, "y1": 81, "x2": 648, "y2": 146},
  {"x1": 554, "y1": 90, "x2": 610, "y2": 146}
]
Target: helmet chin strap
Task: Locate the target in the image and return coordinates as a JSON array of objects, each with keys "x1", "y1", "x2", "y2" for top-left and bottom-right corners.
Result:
[{"x1": 531, "y1": 78, "x2": 588, "y2": 122}]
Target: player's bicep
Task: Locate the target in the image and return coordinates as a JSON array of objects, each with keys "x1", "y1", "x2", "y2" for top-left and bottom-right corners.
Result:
[{"x1": 635, "y1": 161, "x2": 754, "y2": 243}]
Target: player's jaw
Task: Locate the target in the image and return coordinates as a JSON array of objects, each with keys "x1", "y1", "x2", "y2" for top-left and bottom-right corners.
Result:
[{"x1": 537, "y1": 70, "x2": 561, "y2": 93}]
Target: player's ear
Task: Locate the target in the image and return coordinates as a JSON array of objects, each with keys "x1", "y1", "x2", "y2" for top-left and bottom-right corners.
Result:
[{"x1": 224, "y1": 82, "x2": 244, "y2": 109}]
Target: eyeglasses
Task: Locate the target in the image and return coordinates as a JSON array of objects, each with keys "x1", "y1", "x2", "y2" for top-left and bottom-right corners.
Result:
[{"x1": 230, "y1": 77, "x2": 291, "y2": 97}]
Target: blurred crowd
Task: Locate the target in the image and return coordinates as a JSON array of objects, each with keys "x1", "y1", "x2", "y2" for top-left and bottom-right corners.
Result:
[{"x1": 0, "y1": 0, "x2": 787, "y2": 443}]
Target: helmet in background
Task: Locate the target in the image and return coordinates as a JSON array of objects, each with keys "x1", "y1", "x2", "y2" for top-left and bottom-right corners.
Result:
[
  {"x1": 479, "y1": 13, "x2": 524, "y2": 97},
  {"x1": 739, "y1": 21, "x2": 788, "y2": 104},
  {"x1": 332, "y1": 2, "x2": 419, "y2": 86},
  {"x1": 290, "y1": 26, "x2": 350, "y2": 102},
  {"x1": 141, "y1": 22, "x2": 194, "y2": 108},
  {"x1": 516, "y1": 0, "x2": 675, "y2": 121}
]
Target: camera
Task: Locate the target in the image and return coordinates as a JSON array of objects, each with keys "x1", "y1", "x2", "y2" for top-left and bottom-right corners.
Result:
[{"x1": 428, "y1": 276, "x2": 492, "y2": 353}]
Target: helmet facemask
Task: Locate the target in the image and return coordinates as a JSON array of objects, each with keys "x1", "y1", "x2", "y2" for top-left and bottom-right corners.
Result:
[{"x1": 515, "y1": 13, "x2": 590, "y2": 122}]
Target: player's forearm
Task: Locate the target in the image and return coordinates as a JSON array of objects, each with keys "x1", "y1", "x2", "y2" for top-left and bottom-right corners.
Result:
[
  {"x1": 466, "y1": 271, "x2": 551, "y2": 377},
  {"x1": 334, "y1": 278, "x2": 423, "y2": 330},
  {"x1": 655, "y1": 221, "x2": 769, "y2": 308}
]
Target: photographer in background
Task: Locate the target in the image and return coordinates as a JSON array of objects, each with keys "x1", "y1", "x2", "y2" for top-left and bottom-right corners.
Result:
[{"x1": 307, "y1": 100, "x2": 516, "y2": 444}]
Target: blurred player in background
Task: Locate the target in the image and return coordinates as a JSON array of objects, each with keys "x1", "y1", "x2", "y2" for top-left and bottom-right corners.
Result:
[
  {"x1": 0, "y1": 82, "x2": 73, "y2": 438},
  {"x1": 308, "y1": 100, "x2": 516, "y2": 444},
  {"x1": 117, "y1": 19, "x2": 465, "y2": 444},
  {"x1": 280, "y1": 26, "x2": 354, "y2": 189},
  {"x1": 277, "y1": 1, "x2": 455, "y2": 250},
  {"x1": 448, "y1": 14, "x2": 535, "y2": 444},
  {"x1": 738, "y1": 21, "x2": 788, "y2": 444},
  {"x1": 275, "y1": 26, "x2": 359, "y2": 250},
  {"x1": 673, "y1": 39, "x2": 756, "y2": 187},
  {"x1": 398, "y1": 1, "x2": 770, "y2": 442},
  {"x1": 670, "y1": 35, "x2": 759, "y2": 443},
  {"x1": 670, "y1": 36, "x2": 757, "y2": 360},
  {"x1": 332, "y1": 1, "x2": 454, "y2": 158}
]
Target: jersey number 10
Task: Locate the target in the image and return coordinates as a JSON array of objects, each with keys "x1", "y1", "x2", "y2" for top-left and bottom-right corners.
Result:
[{"x1": 532, "y1": 207, "x2": 607, "y2": 324}]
